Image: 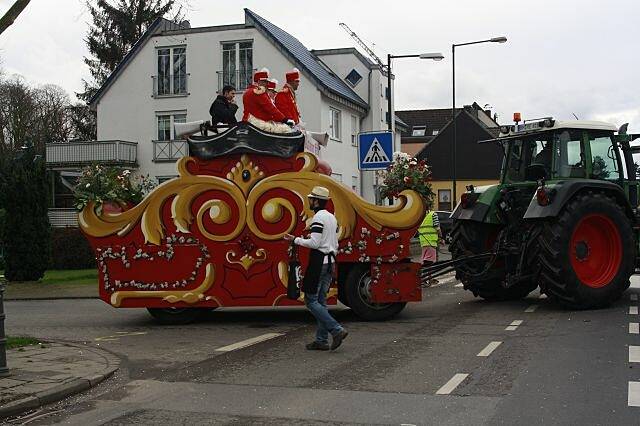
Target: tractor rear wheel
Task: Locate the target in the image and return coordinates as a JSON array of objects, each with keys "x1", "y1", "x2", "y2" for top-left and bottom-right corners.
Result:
[
  {"x1": 450, "y1": 221, "x2": 537, "y2": 301},
  {"x1": 536, "y1": 191, "x2": 634, "y2": 309}
]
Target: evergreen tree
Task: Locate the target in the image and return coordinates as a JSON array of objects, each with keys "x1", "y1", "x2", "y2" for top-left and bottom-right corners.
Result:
[{"x1": 78, "y1": 0, "x2": 186, "y2": 101}]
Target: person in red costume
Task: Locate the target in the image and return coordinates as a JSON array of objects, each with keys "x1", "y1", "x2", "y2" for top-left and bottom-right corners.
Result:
[
  {"x1": 275, "y1": 68, "x2": 301, "y2": 124},
  {"x1": 242, "y1": 68, "x2": 288, "y2": 123}
]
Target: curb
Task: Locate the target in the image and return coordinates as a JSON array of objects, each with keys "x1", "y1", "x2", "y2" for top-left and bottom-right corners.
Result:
[
  {"x1": 0, "y1": 352, "x2": 119, "y2": 419},
  {"x1": 5, "y1": 296, "x2": 99, "y2": 301}
]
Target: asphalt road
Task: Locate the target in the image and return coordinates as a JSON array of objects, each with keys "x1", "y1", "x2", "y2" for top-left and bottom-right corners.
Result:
[{"x1": 4, "y1": 274, "x2": 640, "y2": 425}]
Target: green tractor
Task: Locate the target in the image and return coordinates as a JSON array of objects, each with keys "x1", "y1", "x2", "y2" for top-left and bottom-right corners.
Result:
[{"x1": 450, "y1": 118, "x2": 640, "y2": 309}]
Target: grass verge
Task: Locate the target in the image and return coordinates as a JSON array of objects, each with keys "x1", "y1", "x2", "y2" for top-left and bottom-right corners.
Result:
[{"x1": 7, "y1": 336, "x2": 40, "y2": 350}]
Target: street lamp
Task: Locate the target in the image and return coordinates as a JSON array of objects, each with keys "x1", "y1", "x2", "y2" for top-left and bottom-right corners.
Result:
[
  {"x1": 451, "y1": 36, "x2": 507, "y2": 206},
  {"x1": 387, "y1": 52, "x2": 444, "y2": 151}
]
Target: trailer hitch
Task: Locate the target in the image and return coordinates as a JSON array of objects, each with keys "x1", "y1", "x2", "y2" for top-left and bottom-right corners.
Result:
[{"x1": 419, "y1": 251, "x2": 500, "y2": 287}]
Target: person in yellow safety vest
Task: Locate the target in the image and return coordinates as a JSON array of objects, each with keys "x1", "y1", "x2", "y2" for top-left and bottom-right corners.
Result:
[{"x1": 419, "y1": 209, "x2": 443, "y2": 284}]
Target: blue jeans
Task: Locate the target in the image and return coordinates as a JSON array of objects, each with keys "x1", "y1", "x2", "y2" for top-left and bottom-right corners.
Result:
[{"x1": 305, "y1": 264, "x2": 343, "y2": 345}]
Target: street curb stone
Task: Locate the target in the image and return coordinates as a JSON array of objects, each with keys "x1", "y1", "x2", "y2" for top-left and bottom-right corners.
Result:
[{"x1": 0, "y1": 345, "x2": 119, "y2": 419}]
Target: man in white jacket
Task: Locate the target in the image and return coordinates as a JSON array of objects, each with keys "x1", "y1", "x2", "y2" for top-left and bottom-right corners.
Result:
[{"x1": 285, "y1": 186, "x2": 348, "y2": 351}]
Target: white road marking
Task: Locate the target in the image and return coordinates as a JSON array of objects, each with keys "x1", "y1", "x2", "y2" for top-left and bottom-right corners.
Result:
[
  {"x1": 630, "y1": 323, "x2": 639, "y2": 334},
  {"x1": 629, "y1": 382, "x2": 640, "y2": 407},
  {"x1": 477, "y1": 341, "x2": 502, "y2": 357},
  {"x1": 454, "y1": 283, "x2": 463, "y2": 288},
  {"x1": 539, "y1": 293, "x2": 547, "y2": 299},
  {"x1": 632, "y1": 294, "x2": 639, "y2": 301},
  {"x1": 95, "y1": 331, "x2": 147, "y2": 341},
  {"x1": 215, "y1": 333, "x2": 284, "y2": 352},
  {"x1": 436, "y1": 373, "x2": 469, "y2": 395},
  {"x1": 505, "y1": 320, "x2": 523, "y2": 331},
  {"x1": 630, "y1": 306, "x2": 638, "y2": 315},
  {"x1": 630, "y1": 346, "x2": 640, "y2": 363},
  {"x1": 525, "y1": 305, "x2": 538, "y2": 313},
  {"x1": 630, "y1": 277, "x2": 640, "y2": 289}
]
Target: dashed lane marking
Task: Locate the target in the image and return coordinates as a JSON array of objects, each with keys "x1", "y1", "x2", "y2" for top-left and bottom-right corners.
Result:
[
  {"x1": 436, "y1": 373, "x2": 469, "y2": 395},
  {"x1": 505, "y1": 320, "x2": 523, "y2": 331},
  {"x1": 539, "y1": 294, "x2": 547, "y2": 299},
  {"x1": 630, "y1": 323, "x2": 639, "y2": 334},
  {"x1": 215, "y1": 333, "x2": 284, "y2": 352},
  {"x1": 632, "y1": 294, "x2": 639, "y2": 301},
  {"x1": 477, "y1": 341, "x2": 502, "y2": 357},
  {"x1": 454, "y1": 283, "x2": 463, "y2": 288},
  {"x1": 631, "y1": 279, "x2": 640, "y2": 289},
  {"x1": 525, "y1": 305, "x2": 538, "y2": 313},
  {"x1": 630, "y1": 346, "x2": 640, "y2": 363},
  {"x1": 629, "y1": 382, "x2": 640, "y2": 407},
  {"x1": 630, "y1": 306, "x2": 638, "y2": 315}
]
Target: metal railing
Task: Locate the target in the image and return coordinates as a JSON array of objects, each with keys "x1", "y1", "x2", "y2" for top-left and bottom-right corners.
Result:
[
  {"x1": 216, "y1": 69, "x2": 255, "y2": 92},
  {"x1": 153, "y1": 139, "x2": 188, "y2": 162},
  {"x1": 48, "y1": 208, "x2": 79, "y2": 228},
  {"x1": 46, "y1": 141, "x2": 138, "y2": 169},
  {"x1": 152, "y1": 73, "x2": 189, "y2": 97}
]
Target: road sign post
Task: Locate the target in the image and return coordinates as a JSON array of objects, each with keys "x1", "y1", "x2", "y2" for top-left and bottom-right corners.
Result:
[{"x1": 358, "y1": 131, "x2": 393, "y2": 171}]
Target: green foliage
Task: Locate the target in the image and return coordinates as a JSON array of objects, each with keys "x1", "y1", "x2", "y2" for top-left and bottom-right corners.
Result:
[
  {"x1": 74, "y1": 164, "x2": 157, "y2": 212},
  {"x1": 79, "y1": 0, "x2": 186, "y2": 101},
  {"x1": 2, "y1": 148, "x2": 50, "y2": 282},
  {"x1": 7, "y1": 336, "x2": 40, "y2": 350},
  {"x1": 49, "y1": 228, "x2": 96, "y2": 270},
  {"x1": 380, "y1": 152, "x2": 434, "y2": 208}
]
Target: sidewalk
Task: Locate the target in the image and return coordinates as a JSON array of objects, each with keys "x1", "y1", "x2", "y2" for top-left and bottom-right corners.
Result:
[
  {"x1": 5, "y1": 282, "x2": 98, "y2": 300},
  {"x1": 0, "y1": 342, "x2": 119, "y2": 418}
]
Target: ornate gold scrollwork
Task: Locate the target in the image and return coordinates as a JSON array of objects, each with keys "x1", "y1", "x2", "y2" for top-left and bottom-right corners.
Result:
[
  {"x1": 226, "y1": 154, "x2": 265, "y2": 196},
  {"x1": 109, "y1": 263, "x2": 216, "y2": 307},
  {"x1": 225, "y1": 248, "x2": 267, "y2": 271}
]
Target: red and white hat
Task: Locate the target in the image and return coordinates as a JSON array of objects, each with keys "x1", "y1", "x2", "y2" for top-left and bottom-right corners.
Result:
[
  {"x1": 285, "y1": 67, "x2": 300, "y2": 83},
  {"x1": 253, "y1": 67, "x2": 270, "y2": 83},
  {"x1": 266, "y1": 78, "x2": 278, "y2": 91}
]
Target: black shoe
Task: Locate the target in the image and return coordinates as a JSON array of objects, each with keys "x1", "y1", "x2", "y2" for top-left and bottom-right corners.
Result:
[
  {"x1": 331, "y1": 329, "x2": 348, "y2": 350},
  {"x1": 306, "y1": 341, "x2": 330, "y2": 351}
]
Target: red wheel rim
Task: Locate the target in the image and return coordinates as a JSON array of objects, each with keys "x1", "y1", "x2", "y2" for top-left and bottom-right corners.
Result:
[{"x1": 569, "y1": 214, "x2": 622, "y2": 288}]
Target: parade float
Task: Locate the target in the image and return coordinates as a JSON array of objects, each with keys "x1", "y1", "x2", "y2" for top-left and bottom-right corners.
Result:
[{"x1": 78, "y1": 122, "x2": 427, "y2": 324}]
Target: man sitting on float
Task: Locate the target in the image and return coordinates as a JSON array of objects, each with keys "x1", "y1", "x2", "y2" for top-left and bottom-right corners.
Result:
[{"x1": 242, "y1": 68, "x2": 294, "y2": 133}]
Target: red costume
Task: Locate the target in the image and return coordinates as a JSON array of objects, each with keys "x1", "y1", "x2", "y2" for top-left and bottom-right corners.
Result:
[
  {"x1": 275, "y1": 68, "x2": 301, "y2": 124},
  {"x1": 242, "y1": 69, "x2": 286, "y2": 123}
]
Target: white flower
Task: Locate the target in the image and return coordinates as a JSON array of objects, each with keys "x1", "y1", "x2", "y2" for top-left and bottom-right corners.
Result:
[
  {"x1": 123, "y1": 170, "x2": 131, "y2": 176},
  {"x1": 403, "y1": 165, "x2": 409, "y2": 169},
  {"x1": 85, "y1": 183, "x2": 91, "y2": 188}
]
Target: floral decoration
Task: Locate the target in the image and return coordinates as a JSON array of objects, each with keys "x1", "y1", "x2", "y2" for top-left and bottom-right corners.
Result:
[{"x1": 380, "y1": 152, "x2": 434, "y2": 207}]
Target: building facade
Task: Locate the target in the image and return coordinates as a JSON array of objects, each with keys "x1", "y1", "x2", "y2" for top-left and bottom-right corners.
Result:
[{"x1": 84, "y1": 9, "x2": 402, "y2": 203}]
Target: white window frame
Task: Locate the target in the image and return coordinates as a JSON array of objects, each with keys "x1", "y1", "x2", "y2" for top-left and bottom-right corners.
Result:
[
  {"x1": 221, "y1": 40, "x2": 254, "y2": 91},
  {"x1": 155, "y1": 45, "x2": 187, "y2": 97},
  {"x1": 350, "y1": 115, "x2": 359, "y2": 147},
  {"x1": 351, "y1": 175, "x2": 359, "y2": 194},
  {"x1": 329, "y1": 108, "x2": 342, "y2": 141},
  {"x1": 155, "y1": 111, "x2": 187, "y2": 141},
  {"x1": 412, "y1": 125, "x2": 427, "y2": 137},
  {"x1": 331, "y1": 172, "x2": 343, "y2": 183}
]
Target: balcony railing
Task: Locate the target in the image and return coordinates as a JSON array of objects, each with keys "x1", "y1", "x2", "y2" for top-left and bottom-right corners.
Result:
[
  {"x1": 216, "y1": 69, "x2": 256, "y2": 92},
  {"x1": 152, "y1": 73, "x2": 189, "y2": 97},
  {"x1": 153, "y1": 139, "x2": 188, "y2": 162},
  {"x1": 48, "y1": 208, "x2": 78, "y2": 228},
  {"x1": 46, "y1": 141, "x2": 138, "y2": 169}
]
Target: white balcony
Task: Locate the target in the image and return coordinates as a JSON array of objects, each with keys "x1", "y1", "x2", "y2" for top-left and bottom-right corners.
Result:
[
  {"x1": 153, "y1": 140, "x2": 188, "y2": 162},
  {"x1": 46, "y1": 141, "x2": 138, "y2": 169}
]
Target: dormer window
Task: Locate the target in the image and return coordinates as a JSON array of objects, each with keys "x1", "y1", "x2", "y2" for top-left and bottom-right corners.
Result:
[
  {"x1": 411, "y1": 125, "x2": 427, "y2": 137},
  {"x1": 345, "y1": 69, "x2": 363, "y2": 87}
]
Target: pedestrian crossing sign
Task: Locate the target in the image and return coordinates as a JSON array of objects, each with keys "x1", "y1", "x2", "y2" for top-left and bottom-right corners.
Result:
[{"x1": 358, "y1": 131, "x2": 393, "y2": 170}]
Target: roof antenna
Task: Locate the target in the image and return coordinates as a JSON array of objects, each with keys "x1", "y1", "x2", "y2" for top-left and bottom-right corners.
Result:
[{"x1": 572, "y1": 113, "x2": 579, "y2": 120}]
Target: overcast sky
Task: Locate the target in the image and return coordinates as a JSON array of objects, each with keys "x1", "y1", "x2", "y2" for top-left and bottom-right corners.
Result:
[{"x1": 0, "y1": 0, "x2": 638, "y2": 130}]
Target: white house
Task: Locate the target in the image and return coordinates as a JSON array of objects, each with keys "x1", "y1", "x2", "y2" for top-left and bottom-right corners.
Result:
[{"x1": 47, "y1": 9, "x2": 405, "y2": 225}]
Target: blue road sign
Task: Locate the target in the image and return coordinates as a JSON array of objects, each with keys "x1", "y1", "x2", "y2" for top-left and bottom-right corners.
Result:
[{"x1": 358, "y1": 131, "x2": 393, "y2": 170}]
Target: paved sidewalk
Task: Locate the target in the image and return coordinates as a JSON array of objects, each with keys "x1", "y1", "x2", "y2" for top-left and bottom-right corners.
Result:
[
  {"x1": 0, "y1": 342, "x2": 119, "y2": 418},
  {"x1": 4, "y1": 282, "x2": 98, "y2": 300}
]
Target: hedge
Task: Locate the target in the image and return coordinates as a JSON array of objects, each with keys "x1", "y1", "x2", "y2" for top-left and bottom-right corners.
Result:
[{"x1": 49, "y1": 227, "x2": 96, "y2": 270}]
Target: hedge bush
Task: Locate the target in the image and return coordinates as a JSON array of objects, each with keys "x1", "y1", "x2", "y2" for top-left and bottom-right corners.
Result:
[{"x1": 49, "y1": 227, "x2": 96, "y2": 270}]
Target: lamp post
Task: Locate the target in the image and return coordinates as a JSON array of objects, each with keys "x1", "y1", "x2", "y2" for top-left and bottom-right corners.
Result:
[
  {"x1": 387, "y1": 52, "x2": 444, "y2": 152},
  {"x1": 451, "y1": 36, "x2": 507, "y2": 206}
]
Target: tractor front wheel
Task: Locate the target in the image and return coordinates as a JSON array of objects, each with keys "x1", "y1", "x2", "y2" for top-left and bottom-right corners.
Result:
[{"x1": 536, "y1": 191, "x2": 634, "y2": 309}]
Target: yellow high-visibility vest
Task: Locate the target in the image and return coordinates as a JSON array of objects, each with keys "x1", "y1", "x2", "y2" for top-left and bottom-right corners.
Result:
[{"x1": 418, "y1": 211, "x2": 438, "y2": 247}]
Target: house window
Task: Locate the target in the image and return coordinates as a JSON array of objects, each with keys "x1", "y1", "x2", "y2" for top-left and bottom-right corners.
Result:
[
  {"x1": 438, "y1": 189, "x2": 452, "y2": 211},
  {"x1": 330, "y1": 108, "x2": 341, "y2": 141},
  {"x1": 156, "y1": 46, "x2": 187, "y2": 96},
  {"x1": 345, "y1": 69, "x2": 362, "y2": 87},
  {"x1": 331, "y1": 173, "x2": 343, "y2": 183},
  {"x1": 222, "y1": 41, "x2": 253, "y2": 91},
  {"x1": 156, "y1": 112, "x2": 186, "y2": 140},
  {"x1": 156, "y1": 175, "x2": 178, "y2": 184},
  {"x1": 412, "y1": 126, "x2": 427, "y2": 137},
  {"x1": 352, "y1": 175, "x2": 359, "y2": 194},
  {"x1": 350, "y1": 115, "x2": 359, "y2": 147},
  {"x1": 154, "y1": 112, "x2": 188, "y2": 162}
]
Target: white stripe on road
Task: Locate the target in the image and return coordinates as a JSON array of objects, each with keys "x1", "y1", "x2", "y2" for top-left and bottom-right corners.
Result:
[
  {"x1": 539, "y1": 293, "x2": 547, "y2": 299},
  {"x1": 631, "y1": 294, "x2": 639, "y2": 301},
  {"x1": 629, "y1": 382, "x2": 640, "y2": 407},
  {"x1": 477, "y1": 341, "x2": 502, "y2": 357},
  {"x1": 631, "y1": 279, "x2": 640, "y2": 289},
  {"x1": 454, "y1": 283, "x2": 463, "y2": 288},
  {"x1": 436, "y1": 373, "x2": 469, "y2": 395},
  {"x1": 215, "y1": 333, "x2": 284, "y2": 352},
  {"x1": 630, "y1": 346, "x2": 640, "y2": 363},
  {"x1": 630, "y1": 306, "x2": 638, "y2": 315},
  {"x1": 505, "y1": 320, "x2": 523, "y2": 331},
  {"x1": 525, "y1": 305, "x2": 538, "y2": 313},
  {"x1": 630, "y1": 323, "x2": 639, "y2": 334}
]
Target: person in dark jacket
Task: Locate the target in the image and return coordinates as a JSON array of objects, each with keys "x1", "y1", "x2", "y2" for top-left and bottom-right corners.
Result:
[{"x1": 209, "y1": 85, "x2": 238, "y2": 126}]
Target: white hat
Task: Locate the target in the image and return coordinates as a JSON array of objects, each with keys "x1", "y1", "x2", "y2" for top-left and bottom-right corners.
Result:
[{"x1": 307, "y1": 186, "x2": 330, "y2": 200}]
